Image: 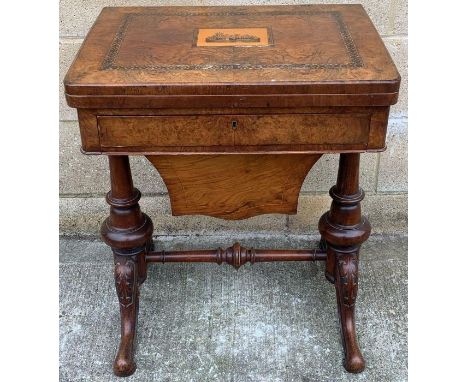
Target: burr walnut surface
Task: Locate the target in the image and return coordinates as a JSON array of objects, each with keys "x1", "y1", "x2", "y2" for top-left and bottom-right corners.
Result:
[{"x1": 64, "y1": 5, "x2": 400, "y2": 103}]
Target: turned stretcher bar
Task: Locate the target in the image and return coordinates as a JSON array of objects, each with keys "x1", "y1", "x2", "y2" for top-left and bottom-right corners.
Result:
[{"x1": 146, "y1": 242, "x2": 327, "y2": 269}]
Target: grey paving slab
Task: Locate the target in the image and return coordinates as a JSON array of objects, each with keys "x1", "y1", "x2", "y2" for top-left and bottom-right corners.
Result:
[{"x1": 60, "y1": 235, "x2": 407, "y2": 381}]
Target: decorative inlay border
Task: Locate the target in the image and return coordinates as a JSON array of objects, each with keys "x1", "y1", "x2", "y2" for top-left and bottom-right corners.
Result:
[{"x1": 101, "y1": 10, "x2": 363, "y2": 71}]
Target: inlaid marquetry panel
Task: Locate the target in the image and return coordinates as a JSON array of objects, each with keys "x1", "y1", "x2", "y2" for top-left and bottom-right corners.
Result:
[
  {"x1": 101, "y1": 10, "x2": 361, "y2": 71},
  {"x1": 195, "y1": 28, "x2": 272, "y2": 47}
]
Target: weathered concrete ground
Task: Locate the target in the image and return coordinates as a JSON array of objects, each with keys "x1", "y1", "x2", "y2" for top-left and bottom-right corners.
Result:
[{"x1": 60, "y1": 234, "x2": 407, "y2": 382}]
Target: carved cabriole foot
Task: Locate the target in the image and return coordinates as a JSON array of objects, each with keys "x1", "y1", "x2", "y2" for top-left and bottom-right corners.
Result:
[
  {"x1": 101, "y1": 156, "x2": 154, "y2": 377},
  {"x1": 319, "y1": 153, "x2": 370, "y2": 374},
  {"x1": 113, "y1": 251, "x2": 139, "y2": 376},
  {"x1": 330, "y1": 244, "x2": 365, "y2": 373}
]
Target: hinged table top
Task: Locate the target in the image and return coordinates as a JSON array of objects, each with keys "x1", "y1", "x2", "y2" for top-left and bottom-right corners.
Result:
[{"x1": 65, "y1": 5, "x2": 400, "y2": 108}]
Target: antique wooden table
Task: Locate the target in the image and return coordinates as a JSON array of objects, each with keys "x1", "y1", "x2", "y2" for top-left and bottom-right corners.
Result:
[{"x1": 64, "y1": 4, "x2": 399, "y2": 377}]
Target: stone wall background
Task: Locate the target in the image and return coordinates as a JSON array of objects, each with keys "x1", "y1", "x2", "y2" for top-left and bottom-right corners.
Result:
[{"x1": 59, "y1": 0, "x2": 407, "y2": 236}]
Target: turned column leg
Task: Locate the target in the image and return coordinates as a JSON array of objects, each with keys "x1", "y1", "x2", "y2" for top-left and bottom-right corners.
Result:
[
  {"x1": 319, "y1": 153, "x2": 370, "y2": 373},
  {"x1": 101, "y1": 156, "x2": 153, "y2": 377}
]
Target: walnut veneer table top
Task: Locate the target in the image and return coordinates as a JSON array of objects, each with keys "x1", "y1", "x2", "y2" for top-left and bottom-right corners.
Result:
[{"x1": 65, "y1": 4, "x2": 400, "y2": 105}]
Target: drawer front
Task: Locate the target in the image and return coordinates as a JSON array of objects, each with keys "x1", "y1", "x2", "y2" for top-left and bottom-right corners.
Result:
[
  {"x1": 234, "y1": 114, "x2": 369, "y2": 146},
  {"x1": 97, "y1": 114, "x2": 370, "y2": 152},
  {"x1": 98, "y1": 115, "x2": 233, "y2": 148}
]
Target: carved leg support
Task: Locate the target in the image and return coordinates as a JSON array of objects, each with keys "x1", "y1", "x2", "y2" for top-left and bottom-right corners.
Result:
[
  {"x1": 319, "y1": 153, "x2": 370, "y2": 373},
  {"x1": 101, "y1": 156, "x2": 153, "y2": 377},
  {"x1": 113, "y1": 252, "x2": 139, "y2": 376}
]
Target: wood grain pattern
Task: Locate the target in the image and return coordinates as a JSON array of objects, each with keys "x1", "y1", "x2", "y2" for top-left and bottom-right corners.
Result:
[
  {"x1": 77, "y1": 109, "x2": 100, "y2": 152},
  {"x1": 99, "y1": 115, "x2": 234, "y2": 148},
  {"x1": 234, "y1": 114, "x2": 369, "y2": 146},
  {"x1": 146, "y1": 154, "x2": 322, "y2": 219},
  {"x1": 105, "y1": 12, "x2": 355, "y2": 69},
  {"x1": 97, "y1": 113, "x2": 370, "y2": 151},
  {"x1": 77, "y1": 106, "x2": 389, "y2": 154},
  {"x1": 64, "y1": 4, "x2": 400, "y2": 109}
]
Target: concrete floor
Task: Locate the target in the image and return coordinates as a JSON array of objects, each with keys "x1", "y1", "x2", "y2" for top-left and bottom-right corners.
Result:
[{"x1": 59, "y1": 234, "x2": 407, "y2": 382}]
